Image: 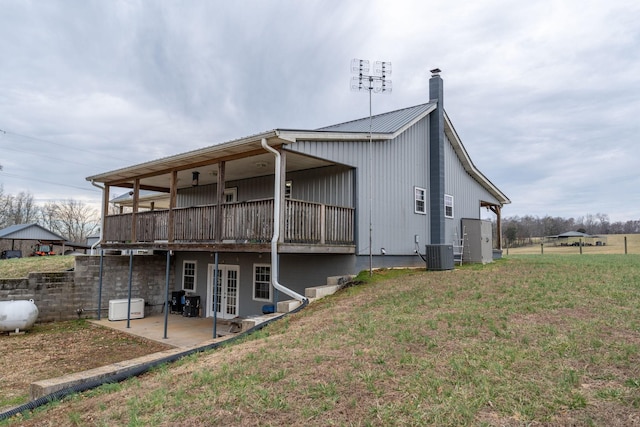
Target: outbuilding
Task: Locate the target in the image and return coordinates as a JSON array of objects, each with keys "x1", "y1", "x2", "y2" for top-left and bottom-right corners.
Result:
[{"x1": 0, "y1": 223, "x2": 66, "y2": 257}]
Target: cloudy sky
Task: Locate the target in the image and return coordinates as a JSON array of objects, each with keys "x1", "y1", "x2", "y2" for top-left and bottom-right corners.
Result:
[{"x1": 1, "y1": 0, "x2": 639, "y2": 222}]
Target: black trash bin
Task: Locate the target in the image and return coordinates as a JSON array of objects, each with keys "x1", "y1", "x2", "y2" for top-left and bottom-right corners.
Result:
[
  {"x1": 170, "y1": 290, "x2": 185, "y2": 314},
  {"x1": 183, "y1": 295, "x2": 200, "y2": 317}
]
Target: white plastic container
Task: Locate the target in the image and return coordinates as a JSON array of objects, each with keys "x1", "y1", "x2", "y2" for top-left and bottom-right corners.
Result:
[{"x1": 108, "y1": 298, "x2": 144, "y2": 321}]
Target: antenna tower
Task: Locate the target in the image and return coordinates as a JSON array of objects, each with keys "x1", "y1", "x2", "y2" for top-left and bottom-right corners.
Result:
[{"x1": 350, "y1": 59, "x2": 392, "y2": 275}]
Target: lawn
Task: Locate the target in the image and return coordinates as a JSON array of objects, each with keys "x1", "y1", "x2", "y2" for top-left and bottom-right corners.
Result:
[
  {"x1": 0, "y1": 255, "x2": 75, "y2": 278},
  {"x1": 2, "y1": 255, "x2": 640, "y2": 426}
]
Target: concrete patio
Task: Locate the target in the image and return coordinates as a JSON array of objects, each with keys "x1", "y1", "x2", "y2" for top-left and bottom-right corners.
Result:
[
  {"x1": 90, "y1": 312, "x2": 282, "y2": 349},
  {"x1": 87, "y1": 280, "x2": 350, "y2": 349}
]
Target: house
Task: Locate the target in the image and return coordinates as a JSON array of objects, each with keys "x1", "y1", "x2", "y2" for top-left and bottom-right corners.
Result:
[{"x1": 86, "y1": 70, "x2": 510, "y2": 320}]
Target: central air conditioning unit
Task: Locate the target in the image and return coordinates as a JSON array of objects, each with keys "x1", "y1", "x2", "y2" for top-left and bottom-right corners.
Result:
[
  {"x1": 108, "y1": 298, "x2": 145, "y2": 321},
  {"x1": 425, "y1": 244, "x2": 454, "y2": 271}
]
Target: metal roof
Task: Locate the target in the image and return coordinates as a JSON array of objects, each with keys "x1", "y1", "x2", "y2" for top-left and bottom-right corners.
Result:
[
  {"x1": 84, "y1": 101, "x2": 509, "y2": 206},
  {"x1": 110, "y1": 190, "x2": 171, "y2": 209},
  {"x1": 316, "y1": 103, "x2": 437, "y2": 133},
  {"x1": 86, "y1": 130, "x2": 283, "y2": 185},
  {"x1": 0, "y1": 223, "x2": 66, "y2": 241},
  {"x1": 557, "y1": 231, "x2": 592, "y2": 238},
  {"x1": 85, "y1": 104, "x2": 438, "y2": 187}
]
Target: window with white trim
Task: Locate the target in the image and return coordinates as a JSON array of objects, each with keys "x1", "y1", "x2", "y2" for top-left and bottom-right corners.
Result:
[
  {"x1": 182, "y1": 261, "x2": 197, "y2": 292},
  {"x1": 224, "y1": 187, "x2": 237, "y2": 203},
  {"x1": 253, "y1": 264, "x2": 272, "y2": 301},
  {"x1": 445, "y1": 194, "x2": 454, "y2": 218},
  {"x1": 414, "y1": 187, "x2": 427, "y2": 214}
]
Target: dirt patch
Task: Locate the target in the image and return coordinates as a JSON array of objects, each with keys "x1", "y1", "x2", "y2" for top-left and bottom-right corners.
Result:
[{"x1": 0, "y1": 320, "x2": 172, "y2": 411}]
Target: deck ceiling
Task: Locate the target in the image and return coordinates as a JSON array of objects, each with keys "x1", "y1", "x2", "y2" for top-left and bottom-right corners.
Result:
[
  {"x1": 134, "y1": 150, "x2": 333, "y2": 191},
  {"x1": 87, "y1": 133, "x2": 333, "y2": 192}
]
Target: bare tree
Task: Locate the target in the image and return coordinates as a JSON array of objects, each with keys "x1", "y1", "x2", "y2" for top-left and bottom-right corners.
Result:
[
  {"x1": 595, "y1": 213, "x2": 610, "y2": 234},
  {"x1": 40, "y1": 199, "x2": 99, "y2": 243},
  {"x1": 0, "y1": 191, "x2": 38, "y2": 227},
  {"x1": 0, "y1": 185, "x2": 6, "y2": 229}
]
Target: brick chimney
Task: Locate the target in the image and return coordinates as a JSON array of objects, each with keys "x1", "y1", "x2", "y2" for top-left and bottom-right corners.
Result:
[{"x1": 429, "y1": 68, "x2": 445, "y2": 244}]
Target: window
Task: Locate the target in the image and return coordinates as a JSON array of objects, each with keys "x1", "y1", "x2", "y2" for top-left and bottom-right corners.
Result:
[
  {"x1": 414, "y1": 187, "x2": 427, "y2": 214},
  {"x1": 182, "y1": 261, "x2": 197, "y2": 292},
  {"x1": 224, "y1": 187, "x2": 237, "y2": 203},
  {"x1": 253, "y1": 264, "x2": 272, "y2": 301},
  {"x1": 445, "y1": 194, "x2": 454, "y2": 218},
  {"x1": 285, "y1": 180, "x2": 292, "y2": 199}
]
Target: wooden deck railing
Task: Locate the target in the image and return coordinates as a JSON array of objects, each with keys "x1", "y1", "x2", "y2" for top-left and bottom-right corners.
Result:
[{"x1": 103, "y1": 199, "x2": 354, "y2": 246}]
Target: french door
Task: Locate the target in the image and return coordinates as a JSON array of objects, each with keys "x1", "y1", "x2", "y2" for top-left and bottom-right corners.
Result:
[{"x1": 206, "y1": 264, "x2": 239, "y2": 319}]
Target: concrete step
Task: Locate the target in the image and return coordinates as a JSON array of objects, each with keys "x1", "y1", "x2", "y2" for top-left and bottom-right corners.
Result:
[
  {"x1": 305, "y1": 274, "x2": 355, "y2": 299},
  {"x1": 305, "y1": 283, "x2": 341, "y2": 299},
  {"x1": 326, "y1": 274, "x2": 356, "y2": 287},
  {"x1": 277, "y1": 299, "x2": 302, "y2": 313}
]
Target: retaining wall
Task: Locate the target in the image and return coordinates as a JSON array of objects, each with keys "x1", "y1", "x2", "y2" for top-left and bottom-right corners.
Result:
[{"x1": 0, "y1": 254, "x2": 175, "y2": 322}]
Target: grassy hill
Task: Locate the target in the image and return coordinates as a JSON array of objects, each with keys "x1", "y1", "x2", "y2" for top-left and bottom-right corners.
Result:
[
  {"x1": 4, "y1": 255, "x2": 640, "y2": 426},
  {"x1": 0, "y1": 255, "x2": 75, "y2": 279}
]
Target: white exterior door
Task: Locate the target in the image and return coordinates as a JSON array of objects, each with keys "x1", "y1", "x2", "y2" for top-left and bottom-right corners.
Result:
[{"x1": 207, "y1": 264, "x2": 239, "y2": 319}]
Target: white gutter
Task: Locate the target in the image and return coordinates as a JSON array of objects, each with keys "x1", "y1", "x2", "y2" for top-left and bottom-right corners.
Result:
[
  {"x1": 261, "y1": 138, "x2": 307, "y2": 303},
  {"x1": 90, "y1": 180, "x2": 105, "y2": 254}
]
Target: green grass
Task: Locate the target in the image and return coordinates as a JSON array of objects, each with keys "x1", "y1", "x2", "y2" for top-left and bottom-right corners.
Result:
[
  {"x1": 0, "y1": 255, "x2": 75, "y2": 278},
  {"x1": 4, "y1": 255, "x2": 640, "y2": 426}
]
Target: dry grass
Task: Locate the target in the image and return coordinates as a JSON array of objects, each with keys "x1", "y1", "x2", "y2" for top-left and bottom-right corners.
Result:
[
  {"x1": 0, "y1": 320, "x2": 172, "y2": 412},
  {"x1": 505, "y1": 234, "x2": 640, "y2": 255}
]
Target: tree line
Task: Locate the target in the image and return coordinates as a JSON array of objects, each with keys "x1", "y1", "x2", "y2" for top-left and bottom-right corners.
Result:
[
  {"x1": 501, "y1": 213, "x2": 640, "y2": 247},
  {"x1": 0, "y1": 186, "x2": 99, "y2": 253}
]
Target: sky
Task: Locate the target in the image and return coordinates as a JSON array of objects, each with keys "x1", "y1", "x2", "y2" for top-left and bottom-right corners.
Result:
[{"x1": 1, "y1": 0, "x2": 639, "y2": 222}]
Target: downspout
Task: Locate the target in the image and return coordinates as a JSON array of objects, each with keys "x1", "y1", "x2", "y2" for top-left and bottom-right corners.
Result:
[
  {"x1": 261, "y1": 138, "x2": 308, "y2": 303},
  {"x1": 91, "y1": 180, "x2": 106, "y2": 320},
  {"x1": 90, "y1": 180, "x2": 105, "y2": 253}
]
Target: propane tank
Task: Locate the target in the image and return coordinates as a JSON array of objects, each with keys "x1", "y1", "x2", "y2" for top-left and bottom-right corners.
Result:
[{"x1": 0, "y1": 299, "x2": 39, "y2": 333}]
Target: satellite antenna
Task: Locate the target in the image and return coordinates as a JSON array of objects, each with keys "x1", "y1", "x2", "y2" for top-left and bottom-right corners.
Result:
[{"x1": 350, "y1": 59, "x2": 392, "y2": 275}]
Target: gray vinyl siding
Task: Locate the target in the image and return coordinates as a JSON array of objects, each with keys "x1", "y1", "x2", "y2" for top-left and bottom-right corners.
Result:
[
  {"x1": 287, "y1": 116, "x2": 431, "y2": 255},
  {"x1": 444, "y1": 134, "x2": 501, "y2": 244},
  {"x1": 176, "y1": 165, "x2": 354, "y2": 208}
]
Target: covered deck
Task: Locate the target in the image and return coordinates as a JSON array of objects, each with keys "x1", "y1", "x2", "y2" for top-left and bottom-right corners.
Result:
[
  {"x1": 102, "y1": 198, "x2": 355, "y2": 253},
  {"x1": 89, "y1": 132, "x2": 358, "y2": 254}
]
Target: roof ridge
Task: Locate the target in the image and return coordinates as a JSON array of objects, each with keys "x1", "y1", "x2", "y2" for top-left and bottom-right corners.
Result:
[{"x1": 316, "y1": 102, "x2": 433, "y2": 131}]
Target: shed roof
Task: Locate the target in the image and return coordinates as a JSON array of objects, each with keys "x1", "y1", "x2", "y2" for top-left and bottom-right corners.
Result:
[
  {"x1": 0, "y1": 223, "x2": 66, "y2": 242},
  {"x1": 557, "y1": 231, "x2": 592, "y2": 238}
]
